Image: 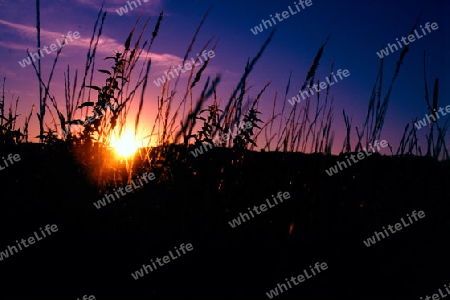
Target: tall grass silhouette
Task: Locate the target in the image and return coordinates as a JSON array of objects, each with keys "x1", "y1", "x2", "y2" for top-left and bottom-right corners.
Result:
[{"x1": 1, "y1": 4, "x2": 447, "y2": 195}]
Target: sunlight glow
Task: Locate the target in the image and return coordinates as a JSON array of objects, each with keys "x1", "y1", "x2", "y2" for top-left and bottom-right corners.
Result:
[{"x1": 110, "y1": 130, "x2": 139, "y2": 158}]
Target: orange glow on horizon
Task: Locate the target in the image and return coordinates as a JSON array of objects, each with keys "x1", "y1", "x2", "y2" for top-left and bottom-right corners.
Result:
[{"x1": 110, "y1": 130, "x2": 139, "y2": 158}]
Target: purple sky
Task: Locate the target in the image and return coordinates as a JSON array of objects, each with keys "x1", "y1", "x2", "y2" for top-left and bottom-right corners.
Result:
[{"x1": 0, "y1": 0, "x2": 448, "y2": 153}]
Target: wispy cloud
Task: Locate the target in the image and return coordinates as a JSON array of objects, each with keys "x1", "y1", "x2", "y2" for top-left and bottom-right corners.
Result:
[
  {"x1": 0, "y1": 40, "x2": 28, "y2": 51},
  {"x1": 0, "y1": 19, "x2": 181, "y2": 65},
  {"x1": 0, "y1": 19, "x2": 42, "y2": 39}
]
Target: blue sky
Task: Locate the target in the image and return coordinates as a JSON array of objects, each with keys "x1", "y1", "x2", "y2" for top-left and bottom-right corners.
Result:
[{"x1": 0, "y1": 0, "x2": 448, "y2": 152}]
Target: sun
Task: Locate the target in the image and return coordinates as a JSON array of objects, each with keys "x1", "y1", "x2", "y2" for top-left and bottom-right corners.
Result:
[{"x1": 110, "y1": 130, "x2": 139, "y2": 158}]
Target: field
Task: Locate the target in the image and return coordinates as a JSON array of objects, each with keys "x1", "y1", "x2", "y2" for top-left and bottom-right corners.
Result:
[{"x1": 1, "y1": 143, "x2": 449, "y2": 298}]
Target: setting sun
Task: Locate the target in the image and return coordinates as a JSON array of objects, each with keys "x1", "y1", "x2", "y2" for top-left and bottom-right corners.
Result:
[{"x1": 110, "y1": 130, "x2": 139, "y2": 158}]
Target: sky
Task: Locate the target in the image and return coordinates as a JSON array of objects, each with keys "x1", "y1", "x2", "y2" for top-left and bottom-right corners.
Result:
[{"x1": 0, "y1": 0, "x2": 448, "y2": 154}]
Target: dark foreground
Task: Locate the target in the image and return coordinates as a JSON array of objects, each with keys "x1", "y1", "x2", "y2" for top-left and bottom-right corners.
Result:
[{"x1": 0, "y1": 143, "x2": 449, "y2": 299}]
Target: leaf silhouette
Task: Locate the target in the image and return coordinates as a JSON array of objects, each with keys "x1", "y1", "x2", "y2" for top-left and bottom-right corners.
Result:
[
  {"x1": 78, "y1": 102, "x2": 95, "y2": 108},
  {"x1": 98, "y1": 69, "x2": 112, "y2": 75},
  {"x1": 67, "y1": 119, "x2": 84, "y2": 125}
]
